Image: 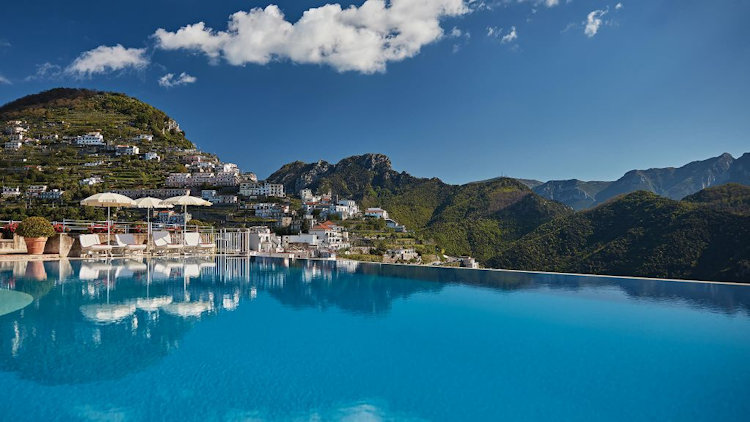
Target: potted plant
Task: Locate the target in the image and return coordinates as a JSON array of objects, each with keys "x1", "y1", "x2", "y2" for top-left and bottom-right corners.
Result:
[
  {"x1": 16, "y1": 217, "x2": 56, "y2": 255},
  {"x1": 2, "y1": 222, "x2": 18, "y2": 239}
]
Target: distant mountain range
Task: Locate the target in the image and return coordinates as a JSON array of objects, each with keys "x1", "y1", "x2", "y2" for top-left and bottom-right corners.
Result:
[
  {"x1": 269, "y1": 154, "x2": 750, "y2": 282},
  {"x1": 529, "y1": 153, "x2": 750, "y2": 210}
]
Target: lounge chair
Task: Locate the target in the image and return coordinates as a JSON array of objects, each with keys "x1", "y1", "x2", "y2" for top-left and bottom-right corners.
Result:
[
  {"x1": 184, "y1": 232, "x2": 215, "y2": 254},
  {"x1": 115, "y1": 234, "x2": 147, "y2": 255},
  {"x1": 79, "y1": 234, "x2": 113, "y2": 257},
  {"x1": 152, "y1": 231, "x2": 184, "y2": 254}
]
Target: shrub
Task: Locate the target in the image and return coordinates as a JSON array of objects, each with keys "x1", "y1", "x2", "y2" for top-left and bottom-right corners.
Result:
[{"x1": 16, "y1": 217, "x2": 56, "y2": 238}]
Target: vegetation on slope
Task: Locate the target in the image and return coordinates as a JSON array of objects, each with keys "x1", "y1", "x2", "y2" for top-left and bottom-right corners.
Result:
[
  {"x1": 0, "y1": 88, "x2": 197, "y2": 220},
  {"x1": 0, "y1": 88, "x2": 193, "y2": 149},
  {"x1": 490, "y1": 191, "x2": 750, "y2": 282},
  {"x1": 268, "y1": 154, "x2": 573, "y2": 262},
  {"x1": 682, "y1": 183, "x2": 750, "y2": 216}
]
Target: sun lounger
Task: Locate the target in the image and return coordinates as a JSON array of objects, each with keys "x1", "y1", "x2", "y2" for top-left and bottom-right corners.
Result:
[
  {"x1": 115, "y1": 234, "x2": 147, "y2": 255},
  {"x1": 79, "y1": 234, "x2": 113, "y2": 257},
  {"x1": 152, "y1": 231, "x2": 184, "y2": 254},
  {"x1": 184, "y1": 232, "x2": 215, "y2": 254}
]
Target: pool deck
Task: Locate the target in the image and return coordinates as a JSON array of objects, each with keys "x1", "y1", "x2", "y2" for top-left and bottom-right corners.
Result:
[{"x1": 0, "y1": 253, "x2": 61, "y2": 262}]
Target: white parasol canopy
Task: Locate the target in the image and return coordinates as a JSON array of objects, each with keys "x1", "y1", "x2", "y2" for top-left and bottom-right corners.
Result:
[
  {"x1": 131, "y1": 197, "x2": 173, "y2": 245},
  {"x1": 162, "y1": 195, "x2": 212, "y2": 243},
  {"x1": 81, "y1": 193, "x2": 135, "y2": 245}
]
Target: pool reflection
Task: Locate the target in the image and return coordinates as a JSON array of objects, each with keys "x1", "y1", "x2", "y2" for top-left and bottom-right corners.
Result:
[{"x1": 0, "y1": 256, "x2": 748, "y2": 386}]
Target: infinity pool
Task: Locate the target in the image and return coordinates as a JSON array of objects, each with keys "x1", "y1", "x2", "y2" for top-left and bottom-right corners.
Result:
[{"x1": 0, "y1": 257, "x2": 748, "y2": 421}]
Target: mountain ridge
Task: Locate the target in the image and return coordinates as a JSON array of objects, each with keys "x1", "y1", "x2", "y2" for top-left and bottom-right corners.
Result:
[{"x1": 532, "y1": 152, "x2": 749, "y2": 210}]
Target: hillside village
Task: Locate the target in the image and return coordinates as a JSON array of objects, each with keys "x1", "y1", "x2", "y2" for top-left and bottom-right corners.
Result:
[
  {"x1": 1, "y1": 89, "x2": 747, "y2": 281},
  {"x1": 0, "y1": 113, "x2": 467, "y2": 267}
]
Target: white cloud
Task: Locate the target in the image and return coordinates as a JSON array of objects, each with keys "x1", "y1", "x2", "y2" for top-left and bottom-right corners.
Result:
[
  {"x1": 544, "y1": 0, "x2": 559, "y2": 7},
  {"x1": 0, "y1": 74, "x2": 10, "y2": 84},
  {"x1": 66, "y1": 44, "x2": 149, "y2": 77},
  {"x1": 25, "y1": 62, "x2": 62, "y2": 81},
  {"x1": 584, "y1": 9, "x2": 607, "y2": 37},
  {"x1": 153, "y1": 0, "x2": 470, "y2": 74},
  {"x1": 615, "y1": 3, "x2": 623, "y2": 10},
  {"x1": 158, "y1": 72, "x2": 197, "y2": 87},
  {"x1": 501, "y1": 26, "x2": 518, "y2": 44}
]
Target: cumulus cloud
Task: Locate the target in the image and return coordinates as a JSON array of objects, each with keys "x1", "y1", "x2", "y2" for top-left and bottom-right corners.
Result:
[
  {"x1": 584, "y1": 9, "x2": 607, "y2": 37},
  {"x1": 158, "y1": 72, "x2": 197, "y2": 87},
  {"x1": 66, "y1": 44, "x2": 149, "y2": 77},
  {"x1": 501, "y1": 26, "x2": 518, "y2": 44},
  {"x1": 615, "y1": 2, "x2": 623, "y2": 10},
  {"x1": 153, "y1": 0, "x2": 469, "y2": 74},
  {"x1": 0, "y1": 74, "x2": 10, "y2": 84}
]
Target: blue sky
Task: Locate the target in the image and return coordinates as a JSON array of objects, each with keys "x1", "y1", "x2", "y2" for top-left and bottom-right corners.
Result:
[{"x1": 0, "y1": 0, "x2": 748, "y2": 184}]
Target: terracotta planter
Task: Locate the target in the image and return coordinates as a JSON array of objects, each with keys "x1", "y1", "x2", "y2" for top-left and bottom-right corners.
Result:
[
  {"x1": 24, "y1": 261, "x2": 47, "y2": 280},
  {"x1": 24, "y1": 237, "x2": 48, "y2": 255}
]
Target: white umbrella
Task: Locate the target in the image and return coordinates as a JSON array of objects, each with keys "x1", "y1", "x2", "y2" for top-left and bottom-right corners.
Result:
[
  {"x1": 131, "y1": 197, "x2": 173, "y2": 246},
  {"x1": 81, "y1": 193, "x2": 135, "y2": 245},
  {"x1": 162, "y1": 195, "x2": 212, "y2": 245},
  {"x1": 80, "y1": 303, "x2": 136, "y2": 324}
]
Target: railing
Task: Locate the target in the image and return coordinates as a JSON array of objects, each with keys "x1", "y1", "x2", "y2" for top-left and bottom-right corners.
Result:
[
  {"x1": 0, "y1": 219, "x2": 214, "y2": 235},
  {"x1": 216, "y1": 228, "x2": 252, "y2": 255},
  {"x1": 0, "y1": 219, "x2": 260, "y2": 256}
]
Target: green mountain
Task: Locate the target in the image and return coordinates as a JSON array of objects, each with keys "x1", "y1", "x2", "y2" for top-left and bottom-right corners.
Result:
[
  {"x1": 490, "y1": 189, "x2": 750, "y2": 282},
  {"x1": 0, "y1": 88, "x2": 198, "y2": 220},
  {"x1": 683, "y1": 183, "x2": 750, "y2": 216},
  {"x1": 0, "y1": 88, "x2": 193, "y2": 149},
  {"x1": 267, "y1": 153, "x2": 573, "y2": 261}
]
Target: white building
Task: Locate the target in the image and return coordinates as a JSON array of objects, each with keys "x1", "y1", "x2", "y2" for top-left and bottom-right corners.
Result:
[
  {"x1": 248, "y1": 226, "x2": 282, "y2": 253},
  {"x1": 282, "y1": 234, "x2": 319, "y2": 248},
  {"x1": 221, "y1": 163, "x2": 240, "y2": 174},
  {"x1": 309, "y1": 221, "x2": 349, "y2": 250},
  {"x1": 328, "y1": 199, "x2": 359, "y2": 220},
  {"x1": 42, "y1": 134, "x2": 59, "y2": 141},
  {"x1": 75, "y1": 132, "x2": 105, "y2": 146},
  {"x1": 214, "y1": 171, "x2": 240, "y2": 187},
  {"x1": 115, "y1": 145, "x2": 139, "y2": 155},
  {"x1": 365, "y1": 207, "x2": 389, "y2": 219},
  {"x1": 80, "y1": 176, "x2": 104, "y2": 186},
  {"x1": 133, "y1": 134, "x2": 153, "y2": 141},
  {"x1": 253, "y1": 203, "x2": 289, "y2": 219},
  {"x1": 8, "y1": 133, "x2": 24, "y2": 141},
  {"x1": 1, "y1": 186, "x2": 20, "y2": 197},
  {"x1": 300, "y1": 189, "x2": 314, "y2": 201},
  {"x1": 39, "y1": 189, "x2": 64, "y2": 200},
  {"x1": 26, "y1": 185, "x2": 48, "y2": 197},
  {"x1": 112, "y1": 188, "x2": 189, "y2": 199},
  {"x1": 144, "y1": 152, "x2": 160, "y2": 161},
  {"x1": 166, "y1": 173, "x2": 192, "y2": 187},
  {"x1": 239, "y1": 182, "x2": 285, "y2": 197},
  {"x1": 4, "y1": 141, "x2": 22, "y2": 150}
]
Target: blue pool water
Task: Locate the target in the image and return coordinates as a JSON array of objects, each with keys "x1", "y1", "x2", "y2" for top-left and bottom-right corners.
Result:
[{"x1": 0, "y1": 257, "x2": 749, "y2": 421}]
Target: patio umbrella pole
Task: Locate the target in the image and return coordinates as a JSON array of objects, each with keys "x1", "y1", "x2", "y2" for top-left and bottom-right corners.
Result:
[
  {"x1": 183, "y1": 204, "x2": 187, "y2": 245},
  {"x1": 107, "y1": 206, "x2": 111, "y2": 246}
]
